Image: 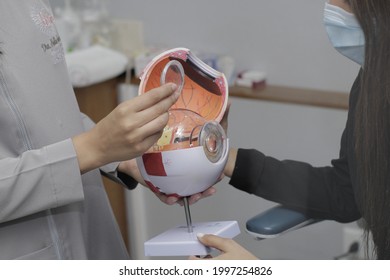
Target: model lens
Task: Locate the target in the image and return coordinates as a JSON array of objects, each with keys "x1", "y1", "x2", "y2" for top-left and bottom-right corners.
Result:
[
  {"x1": 160, "y1": 60, "x2": 185, "y2": 95},
  {"x1": 199, "y1": 121, "x2": 226, "y2": 163}
]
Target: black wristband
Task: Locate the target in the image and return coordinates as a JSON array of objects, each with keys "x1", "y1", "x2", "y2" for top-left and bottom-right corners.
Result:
[{"x1": 117, "y1": 171, "x2": 138, "y2": 190}]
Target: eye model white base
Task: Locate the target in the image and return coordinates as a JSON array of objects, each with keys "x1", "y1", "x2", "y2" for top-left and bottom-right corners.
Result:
[{"x1": 144, "y1": 220, "x2": 240, "y2": 257}]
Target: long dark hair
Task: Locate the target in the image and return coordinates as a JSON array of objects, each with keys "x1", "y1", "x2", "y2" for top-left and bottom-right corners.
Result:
[{"x1": 349, "y1": 0, "x2": 390, "y2": 259}]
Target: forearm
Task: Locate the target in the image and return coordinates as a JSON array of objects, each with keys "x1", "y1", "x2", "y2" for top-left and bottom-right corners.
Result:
[
  {"x1": 72, "y1": 130, "x2": 105, "y2": 174},
  {"x1": 223, "y1": 148, "x2": 238, "y2": 178},
  {"x1": 229, "y1": 148, "x2": 360, "y2": 222}
]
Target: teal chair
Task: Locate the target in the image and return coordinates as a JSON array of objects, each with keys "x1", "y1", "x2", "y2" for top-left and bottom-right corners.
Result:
[{"x1": 246, "y1": 205, "x2": 321, "y2": 239}]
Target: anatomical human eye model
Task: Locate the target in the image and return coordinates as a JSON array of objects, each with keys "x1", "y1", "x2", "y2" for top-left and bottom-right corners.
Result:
[{"x1": 137, "y1": 48, "x2": 239, "y2": 256}]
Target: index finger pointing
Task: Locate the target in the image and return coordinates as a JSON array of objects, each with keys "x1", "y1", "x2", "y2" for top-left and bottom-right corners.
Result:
[{"x1": 134, "y1": 83, "x2": 178, "y2": 112}]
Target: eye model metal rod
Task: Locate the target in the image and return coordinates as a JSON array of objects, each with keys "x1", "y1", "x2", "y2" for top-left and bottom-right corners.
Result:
[{"x1": 183, "y1": 197, "x2": 193, "y2": 233}]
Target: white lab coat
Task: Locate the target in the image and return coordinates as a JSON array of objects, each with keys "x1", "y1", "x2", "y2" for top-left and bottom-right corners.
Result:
[{"x1": 0, "y1": 0, "x2": 129, "y2": 259}]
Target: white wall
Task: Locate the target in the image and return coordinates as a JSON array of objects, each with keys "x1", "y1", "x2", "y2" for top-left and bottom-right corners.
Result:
[
  {"x1": 104, "y1": 0, "x2": 360, "y2": 91},
  {"x1": 51, "y1": 0, "x2": 360, "y2": 90},
  {"x1": 51, "y1": 0, "x2": 363, "y2": 259}
]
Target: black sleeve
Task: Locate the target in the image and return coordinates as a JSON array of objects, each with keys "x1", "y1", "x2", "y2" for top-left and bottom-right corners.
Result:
[
  {"x1": 230, "y1": 122, "x2": 360, "y2": 223},
  {"x1": 229, "y1": 70, "x2": 364, "y2": 223}
]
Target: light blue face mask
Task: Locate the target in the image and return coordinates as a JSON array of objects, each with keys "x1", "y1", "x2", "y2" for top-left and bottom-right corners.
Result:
[{"x1": 324, "y1": 3, "x2": 365, "y2": 65}]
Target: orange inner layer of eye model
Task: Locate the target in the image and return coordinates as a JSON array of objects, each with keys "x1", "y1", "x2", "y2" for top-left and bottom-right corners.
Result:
[{"x1": 143, "y1": 58, "x2": 225, "y2": 122}]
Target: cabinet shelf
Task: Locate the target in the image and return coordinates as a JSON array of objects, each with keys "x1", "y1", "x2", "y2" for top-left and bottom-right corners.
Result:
[{"x1": 229, "y1": 85, "x2": 348, "y2": 110}]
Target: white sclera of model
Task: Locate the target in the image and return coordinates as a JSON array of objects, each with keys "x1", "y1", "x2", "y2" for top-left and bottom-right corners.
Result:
[{"x1": 138, "y1": 59, "x2": 240, "y2": 257}]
